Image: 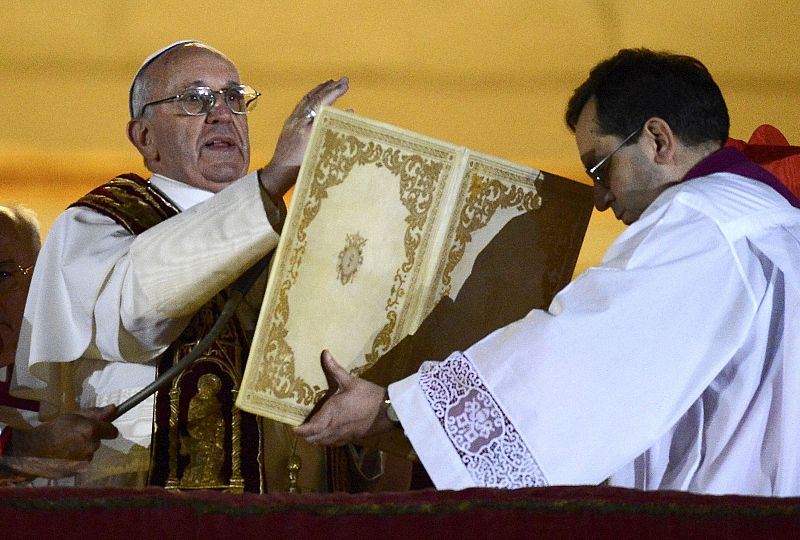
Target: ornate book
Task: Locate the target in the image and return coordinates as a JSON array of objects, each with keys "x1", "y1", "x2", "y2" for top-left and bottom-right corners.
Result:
[{"x1": 237, "y1": 107, "x2": 593, "y2": 426}]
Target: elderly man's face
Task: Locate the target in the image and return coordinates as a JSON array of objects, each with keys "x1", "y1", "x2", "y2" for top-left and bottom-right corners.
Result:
[
  {"x1": 135, "y1": 46, "x2": 251, "y2": 192},
  {"x1": 0, "y1": 218, "x2": 37, "y2": 367}
]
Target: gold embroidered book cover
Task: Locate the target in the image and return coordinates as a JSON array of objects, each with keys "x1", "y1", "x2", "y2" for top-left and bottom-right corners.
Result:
[{"x1": 237, "y1": 107, "x2": 592, "y2": 426}]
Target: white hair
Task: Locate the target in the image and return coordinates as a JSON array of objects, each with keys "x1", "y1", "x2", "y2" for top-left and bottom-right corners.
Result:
[{"x1": 0, "y1": 204, "x2": 41, "y2": 253}]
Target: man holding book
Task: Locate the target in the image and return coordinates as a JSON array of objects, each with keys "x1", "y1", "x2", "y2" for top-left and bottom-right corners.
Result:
[{"x1": 296, "y1": 49, "x2": 800, "y2": 497}]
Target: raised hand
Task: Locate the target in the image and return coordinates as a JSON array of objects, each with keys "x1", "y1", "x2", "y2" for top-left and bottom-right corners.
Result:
[{"x1": 259, "y1": 77, "x2": 349, "y2": 200}]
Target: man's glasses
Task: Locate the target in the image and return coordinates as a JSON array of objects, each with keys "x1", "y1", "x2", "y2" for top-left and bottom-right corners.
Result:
[
  {"x1": 140, "y1": 85, "x2": 261, "y2": 117},
  {"x1": 0, "y1": 262, "x2": 34, "y2": 293},
  {"x1": 586, "y1": 127, "x2": 642, "y2": 188}
]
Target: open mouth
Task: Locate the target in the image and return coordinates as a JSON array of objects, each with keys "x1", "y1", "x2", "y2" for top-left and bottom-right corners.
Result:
[
  {"x1": 204, "y1": 139, "x2": 235, "y2": 149},
  {"x1": 202, "y1": 133, "x2": 239, "y2": 151}
]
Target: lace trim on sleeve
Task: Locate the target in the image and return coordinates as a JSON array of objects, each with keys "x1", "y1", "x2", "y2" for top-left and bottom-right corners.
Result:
[{"x1": 418, "y1": 352, "x2": 547, "y2": 488}]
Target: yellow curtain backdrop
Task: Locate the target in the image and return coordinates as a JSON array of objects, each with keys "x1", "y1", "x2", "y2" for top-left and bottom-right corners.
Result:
[{"x1": 1, "y1": 1, "x2": 798, "y2": 274}]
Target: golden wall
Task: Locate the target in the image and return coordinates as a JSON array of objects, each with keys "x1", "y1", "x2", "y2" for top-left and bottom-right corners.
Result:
[{"x1": 2, "y1": 1, "x2": 798, "y2": 274}]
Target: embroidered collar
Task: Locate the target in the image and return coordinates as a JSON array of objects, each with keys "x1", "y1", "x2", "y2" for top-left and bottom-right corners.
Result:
[{"x1": 683, "y1": 147, "x2": 800, "y2": 208}]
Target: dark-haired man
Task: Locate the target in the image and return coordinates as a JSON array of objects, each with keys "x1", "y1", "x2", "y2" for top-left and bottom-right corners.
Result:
[
  {"x1": 15, "y1": 41, "x2": 348, "y2": 490},
  {"x1": 296, "y1": 49, "x2": 800, "y2": 496}
]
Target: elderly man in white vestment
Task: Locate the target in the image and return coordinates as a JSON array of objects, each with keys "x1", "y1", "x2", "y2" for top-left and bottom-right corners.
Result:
[
  {"x1": 296, "y1": 48, "x2": 800, "y2": 497},
  {"x1": 13, "y1": 41, "x2": 348, "y2": 489}
]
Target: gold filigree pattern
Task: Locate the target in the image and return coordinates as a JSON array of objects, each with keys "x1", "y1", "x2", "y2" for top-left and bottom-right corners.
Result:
[
  {"x1": 250, "y1": 121, "x2": 449, "y2": 410},
  {"x1": 239, "y1": 110, "x2": 566, "y2": 424},
  {"x1": 437, "y1": 163, "x2": 543, "y2": 302},
  {"x1": 361, "y1": 161, "x2": 543, "y2": 372}
]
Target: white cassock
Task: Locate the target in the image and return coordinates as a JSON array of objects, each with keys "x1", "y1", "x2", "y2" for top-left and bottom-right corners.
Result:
[
  {"x1": 389, "y1": 171, "x2": 800, "y2": 496},
  {"x1": 13, "y1": 172, "x2": 280, "y2": 484}
]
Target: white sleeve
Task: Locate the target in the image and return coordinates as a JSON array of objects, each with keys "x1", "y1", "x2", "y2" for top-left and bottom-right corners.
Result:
[
  {"x1": 391, "y1": 200, "x2": 760, "y2": 489},
  {"x1": 16, "y1": 173, "x2": 280, "y2": 391}
]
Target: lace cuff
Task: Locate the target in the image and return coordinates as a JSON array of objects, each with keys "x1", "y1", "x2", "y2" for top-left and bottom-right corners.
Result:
[{"x1": 418, "y1": 352, "x2": 547, "y2": 488}]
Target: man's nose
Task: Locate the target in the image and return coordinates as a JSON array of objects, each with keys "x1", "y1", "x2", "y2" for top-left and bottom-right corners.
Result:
[
  {"x1": 205, "y1": 95, "x2": 233, "y2": 123},
  {"x1": 594, "y1": 184, "x2": 614, "y2": 211}
]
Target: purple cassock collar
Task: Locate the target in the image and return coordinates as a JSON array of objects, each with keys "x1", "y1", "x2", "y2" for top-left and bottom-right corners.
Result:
[{"x1": 682, "y1": 147, "x2": 800, "y2": 208}]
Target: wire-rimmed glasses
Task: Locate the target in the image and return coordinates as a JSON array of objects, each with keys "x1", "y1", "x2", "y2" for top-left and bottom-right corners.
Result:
[
  {"x1": 140, "y1": 85, "x2": 261, "y2": 117},
  {"x1": 586, "y1": 127, "x2": 642, "y2": 188},
  {"x1": 0, "y1": 262, "x2": 34, "y2": 293}
]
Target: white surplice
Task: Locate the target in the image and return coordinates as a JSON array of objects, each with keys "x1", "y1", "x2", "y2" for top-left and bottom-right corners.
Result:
[
  {"x1": 13, "y1": 172, "x2": 280, "y2": 483},
  {"x1": 389, "y1": 171, "x2": 800, "y2": 496}
]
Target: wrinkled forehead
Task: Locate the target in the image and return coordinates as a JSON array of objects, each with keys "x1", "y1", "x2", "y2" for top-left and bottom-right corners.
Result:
[{"x1": 144, "y1": 44, "x2": 241, "y2": 95}]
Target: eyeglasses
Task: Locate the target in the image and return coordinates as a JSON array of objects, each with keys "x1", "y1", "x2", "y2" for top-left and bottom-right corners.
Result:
[
  {"x1": 586, "y1": 127, "x2": 642, "y2": 188},
  {"x1": 0, "y1": 262, "x2": 34, "y2": 293},
  {"x1": 140, "y1": 85, "x2": 261, "y2": 117}
]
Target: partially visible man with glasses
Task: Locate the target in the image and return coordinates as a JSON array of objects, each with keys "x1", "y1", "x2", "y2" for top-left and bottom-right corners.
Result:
[
  {"x1": 0, "y1": 205, "x2": 38, "y2": 370},
  {"x1": 13, "y1": 41, "x2": 348, "y2": 490},
  {"x1": 1, "y1": 205, "x2": 117, "y2": 484}
]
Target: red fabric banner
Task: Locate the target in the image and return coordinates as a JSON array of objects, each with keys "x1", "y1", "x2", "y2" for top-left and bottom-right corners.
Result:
[{"x1": 1, "y1": 485, "x2": 799, "y2": 539}]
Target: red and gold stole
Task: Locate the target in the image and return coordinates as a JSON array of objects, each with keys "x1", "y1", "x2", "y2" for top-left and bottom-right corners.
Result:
[{"x1": 71, "y1": 175, "x2": 265, "y2": 493}]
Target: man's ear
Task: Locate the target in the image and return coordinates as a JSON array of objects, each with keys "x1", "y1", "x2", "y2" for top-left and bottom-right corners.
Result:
[
  {"x1": 643, "y1": 117, "x2": 677, "y2": 165},
  {"x1": 126, "y1": 119, "x2": 158, "y2": 163}
]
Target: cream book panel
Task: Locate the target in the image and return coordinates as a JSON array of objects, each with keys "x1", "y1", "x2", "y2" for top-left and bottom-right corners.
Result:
[{"x1": 237, "y1": 107, "x2": 585, "y2": 426}]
